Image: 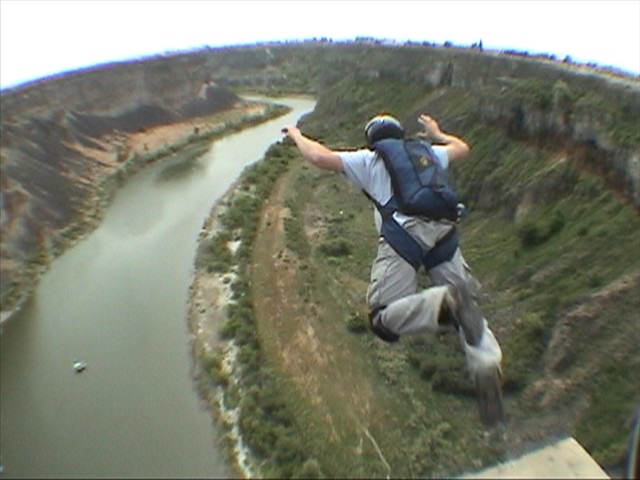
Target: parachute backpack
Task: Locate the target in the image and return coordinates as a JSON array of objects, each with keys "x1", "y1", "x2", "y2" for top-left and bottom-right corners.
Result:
[
  {"x1": 365, "y1": 114, "x2": 463, "y2": 222},
  {"x1": 363, "y1": 114, "x2": 464, "y2": 271}
]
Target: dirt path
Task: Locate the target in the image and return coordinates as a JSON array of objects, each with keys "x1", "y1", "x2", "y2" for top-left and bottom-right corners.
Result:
[{"x1": 246, "y1": 169, "x2": 411, "y2": 477}]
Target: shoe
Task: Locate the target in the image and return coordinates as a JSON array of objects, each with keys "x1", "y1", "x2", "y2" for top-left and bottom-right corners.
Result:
[
  {"x1": 474, "y1": 364, "x2": 505, "y2": 427},
  {"x1": 444, "y1": 284, "x2": 505, "y2": 426}
]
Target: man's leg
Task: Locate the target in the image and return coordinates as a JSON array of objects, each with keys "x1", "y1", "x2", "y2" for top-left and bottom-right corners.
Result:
[
  {"x1": 429, "y1": 249, "x2": 505, "y2": 427},
  {"x1": 366, "y1": 237, "x2": 452, "y2": 338},
  {"x1": 461, "y1": 321, "x2": 504, "y2": 427},
  {"x1": 375, "y1": 285, "x2": 452, "y2": 336},
  {"x1": 366, "y1": 233, "x2": 504, "y2": 426}
]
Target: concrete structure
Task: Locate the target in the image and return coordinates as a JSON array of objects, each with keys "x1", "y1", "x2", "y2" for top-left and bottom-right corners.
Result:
[{"x1": 460, "y1": 437, "x2": 610, "y2": 479}]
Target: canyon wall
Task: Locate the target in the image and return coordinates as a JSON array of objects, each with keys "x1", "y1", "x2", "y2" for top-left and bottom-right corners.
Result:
[{"x1": 1, "y1": 41, "x2": 638, "y2": 317}]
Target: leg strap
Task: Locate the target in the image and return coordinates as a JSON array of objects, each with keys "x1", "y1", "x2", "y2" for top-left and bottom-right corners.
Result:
[{"x1": 381, "y1": 217, "x2": 459, "y2": 271}]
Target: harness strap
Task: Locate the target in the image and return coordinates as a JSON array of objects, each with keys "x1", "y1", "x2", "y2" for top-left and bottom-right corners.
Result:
[
  {"x1": 363, "y1": 190, "x2": 459, "y2": 271},
  {"x1": 382, "y1": 216, "x2": 458, "y2": 270},
  {"x1": 423, "y1": 226, "x2": 458, "y2": 270}
]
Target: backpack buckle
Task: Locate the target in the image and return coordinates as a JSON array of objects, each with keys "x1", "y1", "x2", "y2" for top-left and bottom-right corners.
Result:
[{"x1": 457, "y1": 202, "x2": 469, "y2": 222}]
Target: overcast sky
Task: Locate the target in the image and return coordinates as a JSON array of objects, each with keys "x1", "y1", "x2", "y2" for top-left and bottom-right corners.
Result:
[{"x1": 1, "y1": 0, "x2": 639, "y2": 90}]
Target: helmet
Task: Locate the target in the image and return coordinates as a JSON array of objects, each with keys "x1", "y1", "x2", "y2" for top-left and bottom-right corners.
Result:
[{"x1": 364, "y1": 114, "x2": 405, "y2": 147}]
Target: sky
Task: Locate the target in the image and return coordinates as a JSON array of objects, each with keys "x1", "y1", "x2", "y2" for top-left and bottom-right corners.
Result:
[{"x1": 1, "y1": 0, "x2": 639, "y2": 90}]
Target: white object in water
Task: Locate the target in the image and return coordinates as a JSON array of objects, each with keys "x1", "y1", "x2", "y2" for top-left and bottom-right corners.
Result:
[{"x1": 72, "y1": 360, "x2": 87, "y2": 373}]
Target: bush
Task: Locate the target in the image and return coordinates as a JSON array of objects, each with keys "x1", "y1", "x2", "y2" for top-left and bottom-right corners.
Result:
[
  {"x1": 204, "y1": 232, "x2": 234, "y2": 272},
  {"x1": 318, "y1": 238, "x2": 352, "y2": 257},
  {"x1": 502, "y1": 312, "x2": 546, "y2": 391},
  {"x1": 423, "y1": 352, "x2": 469, "y2": 395},
  {"x1": 297, "y1": 458, "x2": 323, "y2": 478},
  {"x1": 283, "y1": 216, "x2": 310, "y2": 257},
  {"x1": 345, "y1": 311, "x2": 368, "y2": 333},
  {"x1": 518, "y1": 221, "x2": 544, "y2": 248},
  {"x1": 517, "y1": 210, "x2": 565, "y2": 249}
]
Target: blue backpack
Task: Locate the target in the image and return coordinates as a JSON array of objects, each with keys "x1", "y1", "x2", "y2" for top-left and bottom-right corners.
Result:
[
  {"x1": 365, "y1": 137, "x2": 465, "y2": 271},
  {"x1": 372, "y1": 137, "x2": 462, "y2": 222}
]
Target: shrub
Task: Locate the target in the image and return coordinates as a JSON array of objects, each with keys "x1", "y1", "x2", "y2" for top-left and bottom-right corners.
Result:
[
  {"x1": 203, "y1": 231, "x2": 234, "y2": 272},
  {"x1": 502, "y1": 312, "x2": 546, "y2": 391},
  {"x1": 517, "y1": 210, "x2": 565, "y2": 249},
  {"x1": 423, "y1": 352, "x2": 469, "y2": 395},
  {"x1": 283, "y1": 216, "x2": 310, "y2": 257},
  {"x1": 318, "y1": 238, "x2": 352, "y2": 257},
  {"x1": 345, "y1": 311, "x2": 368, "y2": 333},
  {"x1": 297, "y1": 458, "x2": 323, "y2": 478},
  {"x1": 547, "y1": 211, "x2": 565, "y2": 236},
  {"x1": 518, "y1": 221, "x2": 544, "y2": 248}
]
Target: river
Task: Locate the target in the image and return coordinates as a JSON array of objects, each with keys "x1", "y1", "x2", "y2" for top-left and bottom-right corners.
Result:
[{"x1": 0, "y1": 97, "x2": 316, "y2": 479}]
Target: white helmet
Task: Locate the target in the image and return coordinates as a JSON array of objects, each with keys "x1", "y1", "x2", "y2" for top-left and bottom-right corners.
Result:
[{"x1": 364, "y1": 114, "x2": 405, "y2": 147}]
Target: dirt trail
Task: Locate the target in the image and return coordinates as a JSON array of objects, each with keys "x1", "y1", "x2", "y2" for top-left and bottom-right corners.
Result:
[{"x1": 247, "y1": 171, "x2": 410, "y2": 477}]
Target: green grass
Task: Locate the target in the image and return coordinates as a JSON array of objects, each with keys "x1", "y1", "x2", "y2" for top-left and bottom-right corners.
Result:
[{"x1": 576, "y1": 356, "x2": 640, "y2": 465}]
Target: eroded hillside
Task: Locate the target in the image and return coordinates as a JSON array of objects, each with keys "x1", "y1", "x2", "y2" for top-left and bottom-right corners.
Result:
[{"x1": 1, "y1": 75, "x2": 279, "y2": 318}]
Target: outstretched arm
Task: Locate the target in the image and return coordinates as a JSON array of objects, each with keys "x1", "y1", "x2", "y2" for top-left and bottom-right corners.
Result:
[
  {"x1": 417, "y1": 114, "x2": 470, "y2": 162},
  {"x1": 283, "y1": 126, "x2": 344, "y2": 172}
]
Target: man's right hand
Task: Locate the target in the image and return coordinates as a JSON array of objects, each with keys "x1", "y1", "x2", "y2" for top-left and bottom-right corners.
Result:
[{"x1": 281, "y1": 126, "x2": 301, "y2": 138}]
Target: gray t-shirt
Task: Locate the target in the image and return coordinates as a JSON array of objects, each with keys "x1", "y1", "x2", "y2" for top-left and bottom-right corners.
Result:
[{"x1": 338, "y1": 145, "x2": 449, "y2": 231}]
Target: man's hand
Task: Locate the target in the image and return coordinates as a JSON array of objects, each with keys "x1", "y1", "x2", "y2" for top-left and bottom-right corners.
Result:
[
  {"x1": 280, "y1": 125, "x2": 344, "y2": 172},
  {"x1": 281, "y1": 126, "x2": 300, "y2": 137},
  {"x1": 417, "y1": 114, "x2": 444, "y2": 141},
  {"x1": 417, "y1": 113, "x2": 470, "y2": 162}
]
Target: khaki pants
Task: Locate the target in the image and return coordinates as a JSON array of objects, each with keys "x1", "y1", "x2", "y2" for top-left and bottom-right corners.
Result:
[{"x1": 367, "y1": 218, "x2": 502, "y2": 375}]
